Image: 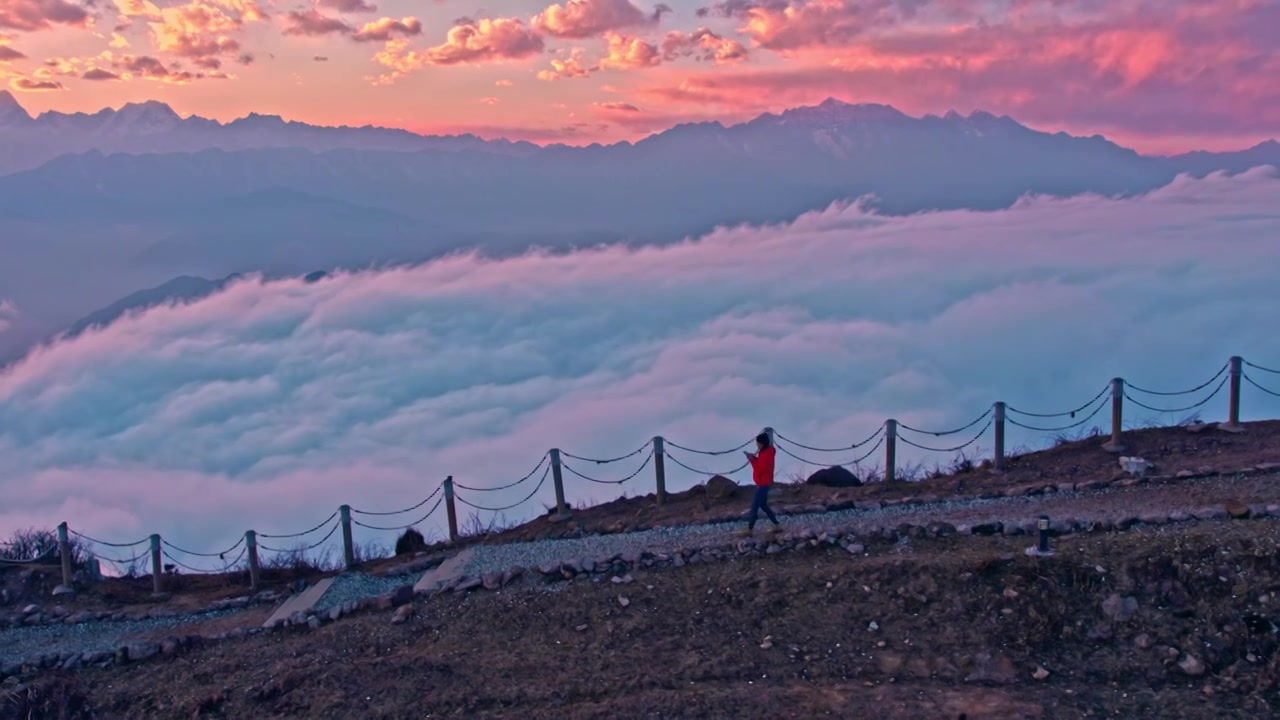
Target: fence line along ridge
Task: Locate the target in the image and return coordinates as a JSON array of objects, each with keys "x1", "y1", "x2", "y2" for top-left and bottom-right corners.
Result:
[{"x1": 35, "y1": 354, "x2": 1278, "y2": 597}]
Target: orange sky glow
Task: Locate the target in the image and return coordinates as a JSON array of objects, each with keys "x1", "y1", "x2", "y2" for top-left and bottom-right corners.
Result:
[{"x1": 0, "y1": 0, "x2": 1277, "y2": 153}]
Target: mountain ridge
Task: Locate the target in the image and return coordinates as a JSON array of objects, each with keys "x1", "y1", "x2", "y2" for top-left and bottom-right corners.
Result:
[{"x1": 2, "y1": 91, "x2": 1274, "y2": 178}]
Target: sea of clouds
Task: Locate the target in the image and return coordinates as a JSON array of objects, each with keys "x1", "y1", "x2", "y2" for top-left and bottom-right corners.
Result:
[{"x1": 3, "y1": 167, "x2": 1280, "y2": 565}]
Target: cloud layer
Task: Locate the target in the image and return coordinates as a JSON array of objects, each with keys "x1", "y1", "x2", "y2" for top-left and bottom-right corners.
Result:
[{"x1": 4, "y1": 168, "x2": 1280, "y2": 562}]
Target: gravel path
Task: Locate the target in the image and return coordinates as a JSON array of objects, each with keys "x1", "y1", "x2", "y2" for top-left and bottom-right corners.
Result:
[
  {"x1": 0, "y1": 609, "x2": 242, "y2": 665},
  {"x1": 312, "y1": 571, "x2": 427, "y2": 614},
  {"x1": 453, "y1": 471, "x2": 1280, "y2": 580}
]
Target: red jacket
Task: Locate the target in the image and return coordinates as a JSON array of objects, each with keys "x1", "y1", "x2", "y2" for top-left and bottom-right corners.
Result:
[{"x1": 748, "y1": 446, "x2": 775, "y2": 487}]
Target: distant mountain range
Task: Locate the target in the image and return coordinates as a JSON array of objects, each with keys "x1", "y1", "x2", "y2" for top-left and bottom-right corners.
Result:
[
  {"x1": 0, "y1": 90, "x2": 533, "y2": 176},
  {"x1": 0, "y1": 92, "x2": 1276, "y2": 364},
  {"x1": 2, "y1": 95, "x2": 1277, "y2": 243}
]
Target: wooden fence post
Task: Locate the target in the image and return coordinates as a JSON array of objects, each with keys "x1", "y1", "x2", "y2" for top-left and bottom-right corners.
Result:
[
  {"x1": 245, "y1": 530, "x2": 260, "y2": 592},
  {"x1": 652, "y1": 437, "x2": 667, "y2": 505},
  {"x1": 1102, "y1": 378, "x2": 1125, "y2": 452},
  {"x1": 992, "y1": 402, "x2": 1006, "y2": 471},
  {"x1": 1225, "y1": 356, "x2": 1244, "y2": 431},
  {"x1": 549, "y1": 448, "x2": 572, "y2": 521},
  {"x1": 339, "y1": 505, "x2": 356, "y2": 570},
  {"x1": 56, "y1": 522, "x2": 74, "y2": 592},
  {"x1": 443, "y1": 476, "x2": 459, "y2": 543},
  {"x1": 884, "y1": 419, "x2": 898, "y2": 482},
  {"x1": 149, "y1": 534, "x2": 163, "y2": 597}
]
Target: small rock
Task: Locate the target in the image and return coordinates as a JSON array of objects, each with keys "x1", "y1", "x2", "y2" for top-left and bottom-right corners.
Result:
[
  {"x1": 1101, "y1": 594, "x2": 1139, "y2": 622},
  {"x1": 617, "y1": 595, "x2": 631, "y2": 608},
  {"x1": 1033, "y1": 666, "x2": 1050, "y2": 680},
  {"x1": 389, "y1": 584, "x2": 414, "y2": 607},
  {"x1": 1225, "y1": 500, "x2": 1251, "y2": 519},
  {"x1": 868, "y1": 621, "x2": 879, "y2": 631},
  {"x1": 1134, "y1": 633, "x2": 1152, "y2": 649},
  {"x1": 1179, "y1": 654, "x2": 1206, "y2": 677},
  {"x1": 482, "y1": 571, "x2": 504, "y2": 591},
  {"x1": 160, "y1": 637, "x2": 180, "y2": 655},
  {"x1": 125, "y1": 641, "x2": 159, "y2": 662},
  {"x1": 51, "y1": 585, "x2": 75, "y2": 598},
  {"x1": 391, "y1": 605, "x2": 413, "y2": 624},
  {"x1": 20, "y1": 605, "x2": 39, "y2": 617},
  {"x1": 454, "y1": 577, "x2": 483, "y2": 592},
  {"x1": 845, "y1": 543, "x2": 865, "y2": 555},
  {"x1": 610, "y1": 574, "x2": 634, "y2": 585},
  {"x1": 307, "y1": 616, "x2": 321, "y2": 630},
  {"x1": 575, "y1": 624, "x2": 588, "y2": 632},
  {"x1": 1191, "y1": 505, "x2": 1228, "y2": 521}
]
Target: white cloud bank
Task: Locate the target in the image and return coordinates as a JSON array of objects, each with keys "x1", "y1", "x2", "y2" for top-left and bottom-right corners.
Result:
[
  {"x1": 3, "y1": 168, "x2": 1280, "y2": 561},
  {"x1": 0, "y1": 301, "x2": 17, "y2": 333}
]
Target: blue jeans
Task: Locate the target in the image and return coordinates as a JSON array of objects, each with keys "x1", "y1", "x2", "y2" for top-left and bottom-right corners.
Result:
[{"x1": 748, "y1": 484, "x2": 779, "y2": 528}]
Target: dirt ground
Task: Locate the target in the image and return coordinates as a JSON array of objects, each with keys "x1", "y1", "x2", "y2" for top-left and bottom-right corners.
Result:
[{"x1": 14, "y1": 520, "x2": 1280, "y2": 719}]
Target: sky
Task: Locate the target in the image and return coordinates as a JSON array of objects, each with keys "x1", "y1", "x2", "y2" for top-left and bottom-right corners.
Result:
[
  {"x1": 0, "y1": 0, "x2": 1277, "y2": 152},
  {"x1": 2, "y1": 167, "x2": 1280, "y2": 566}
]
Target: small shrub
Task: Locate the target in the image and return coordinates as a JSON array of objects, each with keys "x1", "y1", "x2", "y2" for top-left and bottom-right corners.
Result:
[
  {"x1": 0, "y1": 527, "x2": 89, "y2": 566},
  {"x1": 394, "y1": 529, "x2": 427, "y2": 556},
  {"x1": 459, "y1": 512, "x2": 516, "y2": 538}
]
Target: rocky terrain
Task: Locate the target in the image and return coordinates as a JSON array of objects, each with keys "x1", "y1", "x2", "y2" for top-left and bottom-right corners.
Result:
[{"x1": 3, "y1": 421, "x2": 1280, "y2": 719}]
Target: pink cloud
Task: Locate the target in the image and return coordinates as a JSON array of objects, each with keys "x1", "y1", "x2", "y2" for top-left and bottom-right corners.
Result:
[
  {"x1": 600, "y1": 32, "x2": 660, "y2": 69},
  {"x1": 537, "y1": 48, "x2": 596, "y2": 80},
  {"x1": 9, "y1": 76, "x2": 64, "y2": 91},
  {"x1": 0, "y1": 0, "x2": 89, "y2": 32},
  {"x1": 660, "y1": 28, "x2": 748, "y2": 64},
  {"x1": 422, "y1": 17, "x2": 544, "y2": 66},
  {"x1": 351, "y1": 16, "x2": 422, "y2": 42},
  {"x1": 318, "y1": 0, "x2": 376, "y2": 12},
  {"x1": 533, "y1": 0, "x2": 668, "y2": 40},
  {"x1": 82, "y1": 67, "x2": 123, "y2": 80},
  {"x1": 696, "y1": 0, "x2": 909, "y2": 51},
  {"x1": 282, "y1": 8, "x2": 351, "y2": 36},
  {"x1": 0, "y1": 45, "x2": 26, "y2": 62},
  {"x1": 641, "y1": 0, "x2": 1280, "y2": 141}
]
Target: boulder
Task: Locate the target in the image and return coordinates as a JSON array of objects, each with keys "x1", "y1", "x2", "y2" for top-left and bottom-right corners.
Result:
[
  {"x1": 805, "y1": 465, "x2": 862, "y2": 488},
  {"x1": 705, "y1": 475, "x2": 739, "y2": 500}
]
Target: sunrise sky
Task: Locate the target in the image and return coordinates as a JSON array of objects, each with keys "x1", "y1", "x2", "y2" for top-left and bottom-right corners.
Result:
[{"x1": 1, "y1": 0, "x2": 1277, "y2": 152}]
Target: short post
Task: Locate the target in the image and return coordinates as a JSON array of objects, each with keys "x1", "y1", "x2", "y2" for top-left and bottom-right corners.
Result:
[
  {"x1": 1037, "y1": 515, "x2": 1051, "y2": 554},
  {"x1": 1225, "y1": 356, "x2": 1244, "y2": 431},
  {"x1": 763, "y1": 426, "x2": 775, "y2": 447},
  {"x1": 339, "y1": 504, "x2": 356, "y2": 570},
  {"x1": 884, "y1": 419, "x2": 898, "y2": 483},
  {"x1": 443, "y1": 476, "x2": 459, "y2": 543},
  {"x1": 245, "y1": 530, "x2": 260, "y2": 592},
  {"x1": 550, "y1": 448, "x2": 572, "y2": 521},
  {"x1": 652, "y1": 437, "x2": 667, "y2": 505},
  {"x1": 56, "y1": 522, "x2": 73, "y2": 589},
  {"x1": 1101, "y1": 378, "x2": 1125, "y2": 453},
  {"x1": 149, "y1": 534, "x2": 163, "y2": 596},
  {"x1": 992, "y1": 402, "x2": 1007, "y2": 471}
]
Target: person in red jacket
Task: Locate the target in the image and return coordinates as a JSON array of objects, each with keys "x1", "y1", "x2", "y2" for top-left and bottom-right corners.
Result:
[{"x1": 739, "y1": 431, "x2": 782, "y2": 537}]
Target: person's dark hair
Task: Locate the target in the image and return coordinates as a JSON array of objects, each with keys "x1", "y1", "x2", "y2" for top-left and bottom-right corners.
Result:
[{"x1": 756, "y1": 432, "x2": 771, "y2": 449}]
